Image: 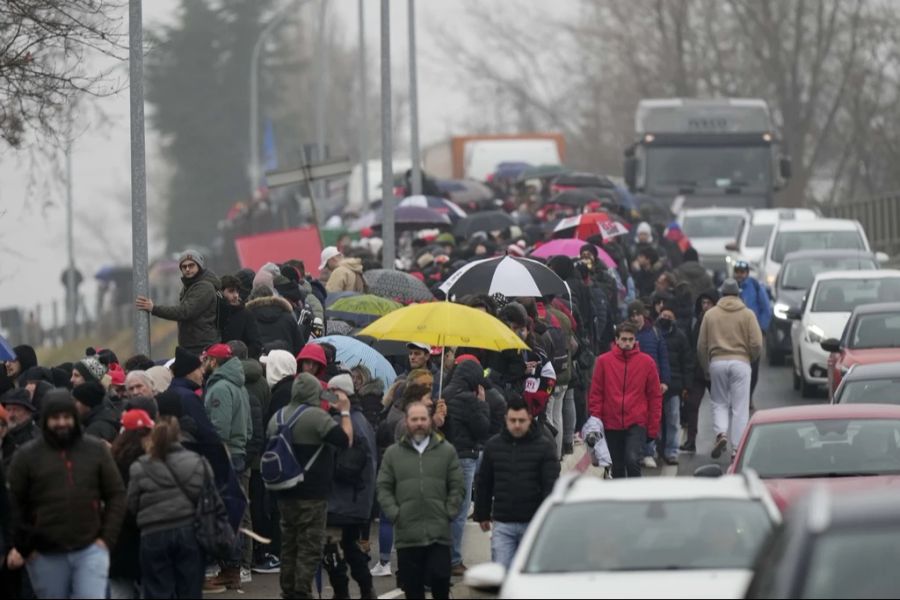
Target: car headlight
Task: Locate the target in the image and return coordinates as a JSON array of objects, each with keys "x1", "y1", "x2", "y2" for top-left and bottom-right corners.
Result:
[
  {"x1": 773, "y1": 302, "x2": 790, "y2": 320},
  {"x1": 766, "y1": 273, "x2": 777, "y2": 288},
  {"x1": 806, "y1": 325, "x2": 825, "y2": 344}
]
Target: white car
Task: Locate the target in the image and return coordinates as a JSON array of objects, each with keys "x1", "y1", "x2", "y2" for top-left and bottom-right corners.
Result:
[
  {"x1": 464, "y1": 473, "x2": 781, "y2": 599},
  {"x1": 726, "y1": 208, "x2": 818, "y2": 271},
  {"x1": 677, "y1": 208, "x2": 750, "y2": 278},
  {"x1": 758, "y1": 218, "x2": 872, "y2": 291},
  {"x1": 789, "y1": 269, "x2": 900, "y2": 397}
]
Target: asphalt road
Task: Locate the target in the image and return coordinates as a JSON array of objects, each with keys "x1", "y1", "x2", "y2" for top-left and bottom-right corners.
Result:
[{"x1": 217, "y1": 357, "x2": 816, "y2": 599}]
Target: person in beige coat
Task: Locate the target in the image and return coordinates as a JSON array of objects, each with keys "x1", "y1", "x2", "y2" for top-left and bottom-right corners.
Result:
[
  {"x1": 697, "y1": 278, "x2": 762, "y2": 461},
  {"x1": 319, "y1": 247, "x2": 367, "y2": 294}
]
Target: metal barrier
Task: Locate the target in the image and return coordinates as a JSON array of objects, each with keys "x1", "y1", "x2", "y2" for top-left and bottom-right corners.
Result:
[{"x1": 828, "y1": 193, "x2": 900, "y2": 256}]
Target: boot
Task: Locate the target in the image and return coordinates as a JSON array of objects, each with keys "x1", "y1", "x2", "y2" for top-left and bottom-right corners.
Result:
[{"x1": 206, "y1": 566, "x2": 241, "y2": 590}]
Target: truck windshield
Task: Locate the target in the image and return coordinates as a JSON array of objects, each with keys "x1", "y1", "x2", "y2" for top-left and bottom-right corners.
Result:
[{"x1": 645, "y1": 146, "x2": 770, "y2": 193}]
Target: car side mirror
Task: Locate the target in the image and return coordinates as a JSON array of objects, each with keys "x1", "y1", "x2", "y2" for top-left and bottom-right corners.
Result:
[
  {"x1": 820, "y1": 338, "x2": 841, "y2": 353},
  {"x1": 779, "y1": 156, "x2": 792, "y2": 180},
  {"x1": 786, "y1": 307, "x2": 802, "y2": 320},
  {"x1": 725, "y1": 241, "x2": 739, "y2": 252},
  {"x1": 463, "y1": 562, "x2": 507, "y2": 595},
  {"x1": 624, "y1": 156, "x2": 638, "y2": 190},
  {"x1": 694, "y1": 464, "x2": 724, "y2": 478},
  {"x1": 876, "y1": 251, "x2": 890, "y2": 264}
]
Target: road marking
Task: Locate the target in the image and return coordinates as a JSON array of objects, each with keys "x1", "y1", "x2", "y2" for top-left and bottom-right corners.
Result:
[{"x1": 378, "y1": 588, "x2": 405, "y2": 599}]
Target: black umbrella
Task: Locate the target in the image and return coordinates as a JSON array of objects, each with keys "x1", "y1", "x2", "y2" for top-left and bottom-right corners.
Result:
[
  {"x1": 548, "y1": 188, "x2": 619, "y2": 208},
  {"x1": 439, "y1": 256, "x2": 568, "y2": 298},
  {"x1": 372, "y1": 206, "x2": 452, "y2": 232},
  {"x1": 453, "y1": 210, "x2": 515, "y2": 237},
  {"x1": 552, "y1": 172, "x2": 615, "y2": 189}
]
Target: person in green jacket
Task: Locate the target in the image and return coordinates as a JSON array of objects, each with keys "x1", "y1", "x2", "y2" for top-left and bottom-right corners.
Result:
[
  {"x1": 135, "y1": 249, "x2": 221, "y2": 355},
  {"x1": 376, "y1": 402, "x2": 464, "y2": 600}
]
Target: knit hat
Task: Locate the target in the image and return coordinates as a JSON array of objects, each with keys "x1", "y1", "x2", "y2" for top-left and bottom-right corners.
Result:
[
  {"x1": 274, "y1": 276, "x2": 303, "y2": 303},
  {"x1": 291, "y1": 372, "x2": 324, "y2": 406},
  {"x1": 121, "y1": 409, "x2": 155, "y2": 431},
  {"x1": 41, "y1": 389, "x2": 80, "y2": 427},
  {"x1": 327, "y1": 373, "x2": 355, "y2": 397},
  {"x1": 24, "y1": 366, "x2": 54, "y2": 384},
  {"x1": 145, "y1": 366, "x2": 173, "y2": 394},
  {"x1": 628, "y1": 300, "x2": 647, "y2": 317},
  {"x1": 235, "y1": 268, "x2": 256, "y2": 301},
  {"x1": 11, "y1": 345, "x2": 37, "y2": 372},
  {"x1": 72, "y1": 382, "x2": 106, "y2": 409},
  {"x1": 177, "y1": 249, "x2": 206, "y2": 270},
  {"x1": 261, "y1": 350, "x2": 297, "y2": 388},
  {"x1": 123, "y1": 395, "x2": 159, "y2": 420},
  {"x1": 720, "y1": 278, "x2": 741, "y2": 297},
  {"x1": 0, "y1": 388, "x2": 35, "y2": 412},
  {"x1": 204, "y1": 344, "x2": 233, "y2": 360},
  {"x1": 156, "y1": 389, "x2": 184, "y2": 419},
  {"x1": 74, "y1": 356, "x2": 108, "y2": 385}
]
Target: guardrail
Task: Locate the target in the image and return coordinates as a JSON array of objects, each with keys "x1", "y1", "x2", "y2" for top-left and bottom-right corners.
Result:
[{"x1": 827, "y1": 193, "x2": 900, "y2": 256}]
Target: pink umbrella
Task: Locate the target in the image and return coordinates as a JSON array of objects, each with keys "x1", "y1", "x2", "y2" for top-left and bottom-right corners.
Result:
[{"x1": 529, "y1": 238, "x2": 616, "y2": 268}]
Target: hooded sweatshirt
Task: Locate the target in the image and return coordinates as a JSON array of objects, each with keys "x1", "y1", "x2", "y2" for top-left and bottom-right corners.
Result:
[
  {"x1": 205, "y1": 357, "x2": 250, "y2": 461},
  {"x1": 151, "y1": 269, "x2": 221, "y2": 354},
  {"x1": 325, "y1": 258, "x2": 367, "y2": 294},
  {"x1": 247, "y1": 295, "x2": 304, "y2": 355},
  {"x1": 697, "y1": 295, "x2": 763, "y2": 373}
]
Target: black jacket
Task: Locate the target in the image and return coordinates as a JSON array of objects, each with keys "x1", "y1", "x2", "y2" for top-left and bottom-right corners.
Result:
[
  {"x1": 83, "y1": 400, "x2": 122, "y2": 444},
  {"x1": 267, "y1": 376, "x2": 295, "y2": 424},
  {"x1": 661, "y1": 322, "x2": 694, "y2": 393},
  {"x1": 443, "y1": 361, "x2": 490, "y2": 459},
  {"x1": 246, "y1": 296, "x2": 304, "y2": 356},
  {"x1": 1, "y1": 420, "x2": 39, "y2": 467},
  {"x1": 220, "y1": 304, "x2": 262, "y2": 359},
  {"x1": 473, "y1": 424, "x2": 559, "y2": 523}
]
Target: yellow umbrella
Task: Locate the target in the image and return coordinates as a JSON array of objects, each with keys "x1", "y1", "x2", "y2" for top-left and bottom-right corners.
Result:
[{"x1": 358, "y1": 302, "x2": 528, "y2": 352}]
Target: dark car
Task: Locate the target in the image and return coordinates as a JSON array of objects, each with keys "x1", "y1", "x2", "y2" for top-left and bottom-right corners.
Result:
[
  {"x1": 768, "y1": 250, "x2": 878, "y2": 366},
  {"x1": 832, "y1": 361, "x2": 900, "y2": 405},
  {"x1": 746, "y1": 487, "x2": 900, "y2": 598}
]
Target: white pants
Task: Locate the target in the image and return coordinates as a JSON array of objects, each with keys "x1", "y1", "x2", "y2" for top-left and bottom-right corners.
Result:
[{"x1": 709, "y1": 360, "x2": 752, "y2": 447}]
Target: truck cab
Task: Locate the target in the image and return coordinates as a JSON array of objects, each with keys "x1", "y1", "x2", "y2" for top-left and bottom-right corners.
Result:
[{"x1": 624, "y1": 98, "x2": 791, "y2": 211}]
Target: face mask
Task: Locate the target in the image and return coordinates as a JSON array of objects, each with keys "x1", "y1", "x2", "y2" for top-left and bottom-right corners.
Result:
[{"x1": 658, "y1": 318, "x2": 674, "y2": 332}]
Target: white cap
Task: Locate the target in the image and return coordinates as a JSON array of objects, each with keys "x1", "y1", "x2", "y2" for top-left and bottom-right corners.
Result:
[{"x1": 319, "y1": 246, "x2": 342, "y2": 271}]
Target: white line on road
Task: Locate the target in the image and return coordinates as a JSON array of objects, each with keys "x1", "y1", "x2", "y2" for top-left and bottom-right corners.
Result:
[{"x1": 378, "y1": 588, "x2": 405, "y2": 599}]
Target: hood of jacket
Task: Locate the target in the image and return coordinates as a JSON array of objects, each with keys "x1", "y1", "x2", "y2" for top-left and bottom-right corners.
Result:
[
  {"x1": 264, "y1": 350, "x2": 297, "y2": 388},
  {"x1": 448, "y1": 359, "x2": 484, "y2": 392},
  {"x1": 694, "y1": 289, "x2": 720, "y2": 317},
  {"x1": 183, "y1": 268, "x2": 221, "y2": 290},
  {"x1": 290, "y1": 372, "x2": 322, "y2": 407},
  {"x1": 296, "y1": 343, "x2": 327, "y2": 368},
  {"x1": 208, "y1": 357, "x2": 245, "y2": 389},
  {"x1": 337, "y1": 258, "x2": 364, "y2": 274},
  {"x1": 246, "y1": 295, "x2": 294, "y2": 323},
  {"x1": 717, "y1": 295, "x2": 747, "y2": 312},
  {"x1": 398, "y1": 431, "x2": 446, "y2": 451},
  {"x1": 241, "y1": 358, "x2": 264, "y2": 386}
]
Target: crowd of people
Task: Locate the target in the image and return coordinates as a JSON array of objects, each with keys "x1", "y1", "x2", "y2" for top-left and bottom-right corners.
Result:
[{"x1": 0, "y1": 193, "x2": 774, "y2": 598}]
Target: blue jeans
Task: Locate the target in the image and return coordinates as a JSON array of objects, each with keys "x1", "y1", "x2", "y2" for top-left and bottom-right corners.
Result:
[
  {"x1": 27, "y1": 542, "x2": 109, "y2": 599},
  {"x1": 140, "y1": 525, "x2": 205, "y2": 599},
  {"x1": 491, "y1": 522, "x2": 529, "y2": 569},
  {"x1": 451, "y1": 457, "x2": 478, "y2": 566},
  {"x1": 378, "y1": 509, "x2": 393, "y2": 563},
  {"x1": 662, "y1": 394, "x2": 681, "y2": 459}
]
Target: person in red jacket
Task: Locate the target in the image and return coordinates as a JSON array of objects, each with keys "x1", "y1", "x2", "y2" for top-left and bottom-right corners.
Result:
[{"x1": 588, "y1": 322, "x2": 662, "y2": 478}]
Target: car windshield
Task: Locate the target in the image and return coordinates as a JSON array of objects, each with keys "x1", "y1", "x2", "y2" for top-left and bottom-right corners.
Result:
[
  {"x1": 851, "y1": 314, "x2": 900, "y2": 349},
  {"x1": 646, "y1": 146, "x2": 771, "y2": 192},
  {"x1": 838, "y1": 379, "x2": 900, "y2": 405},
  {"x1": 780, "y1": 257, "x2": 877, "y2": 290},
  {"x1": 746, "y1": 224, "x2": 774, "y2": 247},
  {"x1": 738, "y1": 419, "x2": 900, "y2": 478},
  {"x1": 524, "y1": 499, "x2": 771, "y2": 573},
  {"x1": 802, "y1": 527, "x2": 900, "y2": 598},
  {"x1": 812, "y1": 279, "x2": 900, "y2": 312},
  {"x1": 771, "y1": 231, "x2": 865, "y2": 263},
  {"x1": 682, "y1": 215, "x2": 744, "y2": 239}
]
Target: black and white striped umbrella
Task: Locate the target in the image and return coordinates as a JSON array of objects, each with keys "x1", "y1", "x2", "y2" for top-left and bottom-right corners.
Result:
[
  {"x1": 399, "y1": 195, "x2": 467, "y2": 223},
  {"x1": 439, "y1": 256, "x2": 568, "y2": 298}
]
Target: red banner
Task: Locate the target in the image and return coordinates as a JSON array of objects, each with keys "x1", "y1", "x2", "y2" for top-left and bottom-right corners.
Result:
[{"x1": 235, "y1": 227, "x2": 323, "y2": 277}]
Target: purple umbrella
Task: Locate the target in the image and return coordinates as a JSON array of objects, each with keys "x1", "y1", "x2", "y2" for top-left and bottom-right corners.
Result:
[
  {"x1": 372, "y1": 206, "x2": 452, "y2": 231},
  {"x1": 529, "y1": 238, "x2": 616, "y2": 268}
]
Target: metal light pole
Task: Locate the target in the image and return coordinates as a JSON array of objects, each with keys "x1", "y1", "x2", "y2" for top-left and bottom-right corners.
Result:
[
  {"x1": 64, "y1": 117, "x2": 76, "y2": 341},
  {"x1": 129, "y1": 0, "x2": 151, "y2": 355},
  {"x1": 408, "y1": 0, "x2": 422, "y2": 196},
  {"x1": 357, "y1": 0, "x2": 369, "y2": 207},
  {"x1": 313, "y1": 0, "x2": 330, "y2": 204},
  {"x1": 380, "y1": 0, "x2": 395, "y2": 269}
]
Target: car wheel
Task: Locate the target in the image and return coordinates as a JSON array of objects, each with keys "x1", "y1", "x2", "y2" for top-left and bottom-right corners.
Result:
[
  {"x1": 792, "y1": 355, "x2": 801, "y2": 391},
  {"x1": 800, "y1": 357, "x2": 817, "y2": 398}
]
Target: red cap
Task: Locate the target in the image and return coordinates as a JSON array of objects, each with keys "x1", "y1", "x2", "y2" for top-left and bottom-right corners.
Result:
[
  {"x1": 108, "y1": 363, "x2": 126, "y2": 386},
  {"x1": 455, "y1": 354, "x2": 482, "y2": 366},
  {"x1": 204, "y1": 343, "x2": 233, "y2": 359},
  {"x1": 121, "y1": 409, "x2": 155, "y2": 431}
]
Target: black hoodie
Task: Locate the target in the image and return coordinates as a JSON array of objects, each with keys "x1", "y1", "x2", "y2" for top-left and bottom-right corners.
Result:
[
  {"x1": 246, "y1": 295, "x2": 304, "y2": 355},
  {"x1": 443, "y1": 360, "x2": 491, "y2": 459}
]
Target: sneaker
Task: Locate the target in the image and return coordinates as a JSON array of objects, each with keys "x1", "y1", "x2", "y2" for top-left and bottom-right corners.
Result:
[
  {"x1": 205, "y1": 564, "x2": 221, "y2": 578},
  {"x1": 240, "y1": 568, "x2": 252, "y2": 584},
  {"x1": 679, "y1": 440, "x2": 696, "y2": 453},
  {"x1": 370, "y1": 561, "x2": 392, "y2": 577},
  {"x1": 664, "y1": 455, "x2": 679, "y2": 466},
  {"x1": 451, "y1": 563, "x2": 468, "y2": 577},
  {"x1": 252, "y1": 554, "x2": 281, "y2": 574},
  {"x1": 641, "y1": 455, "x2": 658, "y2": 469},
  {"x1": 711, "y1": 434, "x2": 728, "y2": 459}
]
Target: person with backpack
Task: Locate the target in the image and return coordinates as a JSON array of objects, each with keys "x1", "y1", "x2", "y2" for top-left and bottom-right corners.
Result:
[
  {"x1": 320, "y1": 374, "x2": 377, "y2": 600},
  {"x1": 263, "y1": 372, "x2": 352, "y2": 600},
  {"x1": 126, "y1": 414, "x2": 212, "y2": 599}
]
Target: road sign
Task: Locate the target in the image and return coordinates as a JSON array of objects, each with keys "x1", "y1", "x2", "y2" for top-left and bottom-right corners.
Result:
[{"x1": 266, "y1": 157, "x2": 352, "y2": 189}]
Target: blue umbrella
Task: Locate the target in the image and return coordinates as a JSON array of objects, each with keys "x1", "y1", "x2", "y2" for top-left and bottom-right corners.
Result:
[
  {"x1": 0, "y1": 334, "x2": 15, "y2": 361},
  {"x1": 311, "y1": 335, "x2": 397, "y2": 388}
]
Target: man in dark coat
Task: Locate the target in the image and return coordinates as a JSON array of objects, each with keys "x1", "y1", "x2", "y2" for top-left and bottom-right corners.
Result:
[
  {"x1": 220, "y1": 275, "x2": 262, "y2": 359},
  {"x1": 73, "y1": 382, "x2": 121, "y2": 444},
  {"x1": 0, "y1": 389, "x2": 39, "y2": 466},
  {"x1": 656, "y1": 305, "x2": 694, "y2": 465},
  {"x1": 166, "y1": 347, "x2": 220, "y2": 445},
  {"x1": 246, "y1": 287, "x2": 305, "y2": 356},
  {"x1": 473, "y1": 397, "x2": 559, "y2": 569}
]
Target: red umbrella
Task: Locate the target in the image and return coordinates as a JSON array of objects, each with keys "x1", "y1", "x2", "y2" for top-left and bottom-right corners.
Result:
[{"x1": 553, "y1": 212, "x2": 617, "y2": 241}]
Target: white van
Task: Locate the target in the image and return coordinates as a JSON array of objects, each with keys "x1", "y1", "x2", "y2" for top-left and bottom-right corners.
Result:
[{"x1": 677, "y1": 208, "x2": 750, "y2": 277}]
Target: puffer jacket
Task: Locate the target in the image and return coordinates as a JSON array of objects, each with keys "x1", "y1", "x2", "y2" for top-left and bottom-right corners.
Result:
[
  {"x1": 151, "y1": 269, "x2": 221, "y2": 355},
  {"x1": 325, "y1": 258, "x2": 367, "y2": 294},
  {"x1": 635, "y1": 320, "x2": 671, "y2": 386},
  {"x1": 220, "y1": 304, "x2": 262, "y2": 358},
  {"x1": 660, "y1": 320, "x2": 694, "y2": 393},
  {"x1": 443, "y1": 360, "x2": 491, "y2": 459},
  {"x1": 241, "y1": 359, "x2": 269, "y2": 469},
  {"x1": 473, "y1": 424, "x2": 559, "y2": 523},
  {"x1": 204, "y1": 358, "x2": 250, "y2": 461},
  {"x1": 588, "y1": 343, "x2": 663, "y2": 438},
  {"x1": 83, "y1": 400, "x2": 122, "y2": 444},
  {"x1": 127, "y1": 445, "x2": 208, "y2": 535},
  {"x1": 247, "y1": 295, "x2": 304, "y2": 355}
]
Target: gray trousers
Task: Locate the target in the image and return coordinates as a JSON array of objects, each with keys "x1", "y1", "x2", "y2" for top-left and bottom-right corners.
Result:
[{"x1": 709, "y1": 360, "x2": 752, "y2": 447}]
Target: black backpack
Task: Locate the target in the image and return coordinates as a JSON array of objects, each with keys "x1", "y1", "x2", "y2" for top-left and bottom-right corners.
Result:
[{"x1": 165, "y1": 458, "x2": 236, "y2": 561}]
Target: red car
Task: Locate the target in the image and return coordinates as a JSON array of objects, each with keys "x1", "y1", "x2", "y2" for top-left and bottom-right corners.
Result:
[
  {"x1": 727, "y1": 404, "x2": 900, "y2": 511},
  {"x1": 821, "y1": 302, "x2": 900, "y2": 401}
]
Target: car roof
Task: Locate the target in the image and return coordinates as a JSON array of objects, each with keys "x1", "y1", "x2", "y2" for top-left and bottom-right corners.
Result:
[
  {"x1": 749, "y1": 403, "x2": 900, "y2": 424},
  {"x1": 774, "y1": 218, "x2": 860, "y2": 232},
  {"x1": 751, "y1": 208, "x2": 818, "y2": 224},
  {"x1": 849, "y1": 302, "x2": 900, "y2": 316},
  {"x1": 782, "y1": 249, "x2": 877, "y2": 262},
  {"x1": 558, "y1": 474, "x2": 763, "y2": 503},
  {"x1": 680, "y1": 207, "x2": 750, "y2": 217},
  {"x1": 842, "y1": 361, "x2": 900, "y2": 382},
  {"x1": 802, "y1": 487, "x2": 900, "y2": 531},
  {"x1": 813, "y1": 269, "x2": 900, "y2": 282}
]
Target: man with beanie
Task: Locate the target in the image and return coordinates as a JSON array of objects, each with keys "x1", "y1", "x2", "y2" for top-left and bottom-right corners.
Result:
[
  {"x1": 135, "y1": 249, "x2": 222, "y2": 355},
  {"x1": 6, "y1": 389, "x2": 126, "y2": 599},
  {"x1": 71, "y1": 356, "x2": 108, "y2": 388},
  {"x1": 697, "y1": 279, "x2": 763, "y2": 460},
  {"x1": 73, "y1": 382, "x2": 121, "y2": 444},
  {"x1": 4, "y1": 345, "x2": 38, "y2": 389},
  {"x1": 267, "y1": 373, "x2": 352, "y2": 600},
  {"x1": 167, "y1": 347, "x2": 219, "y2": 444},
  {"x1": 0, "y1": 389, "x2": 39, "y2": 466},
  {"x1": 220, "y1": 274, "x2": 262, "y2": 359}
]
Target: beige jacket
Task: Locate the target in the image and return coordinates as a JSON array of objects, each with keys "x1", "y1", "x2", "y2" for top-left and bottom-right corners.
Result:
[
  {"x1": 697, "y1": 295, "x2": 763, "y2": 373},
  {"x1": 325, "y1": 258, "x2": 367, "y2": 293}
]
